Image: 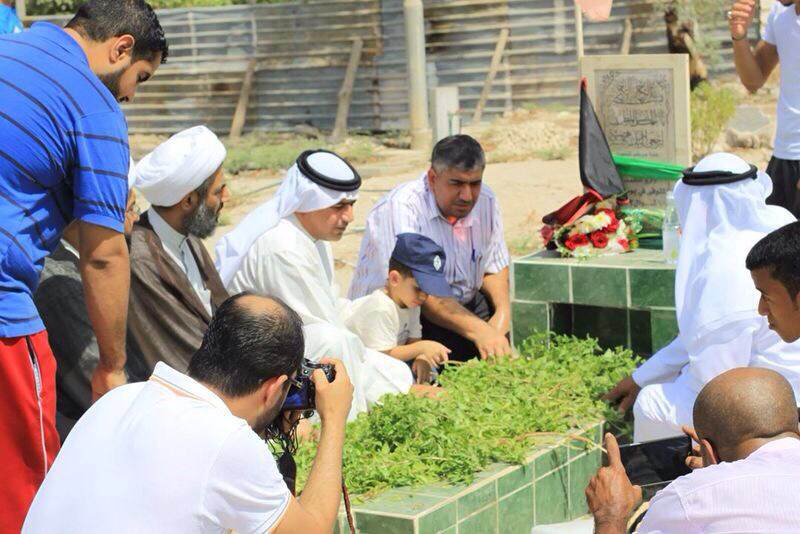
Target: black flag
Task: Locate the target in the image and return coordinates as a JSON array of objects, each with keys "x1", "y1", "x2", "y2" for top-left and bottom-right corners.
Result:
[{"x1": 579, "y1": 78, "x2": 624, "y2": 197}]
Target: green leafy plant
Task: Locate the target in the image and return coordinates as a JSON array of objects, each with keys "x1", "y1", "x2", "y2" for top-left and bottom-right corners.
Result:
[
  {"x1": 292, "y1": 334, "x2": 639, "y2": 499},
  {"x1": 691, "y1": 82, "x2": 737, "y2": 158}
]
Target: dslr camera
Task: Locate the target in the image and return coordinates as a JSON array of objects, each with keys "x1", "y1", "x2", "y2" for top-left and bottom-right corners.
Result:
[{"x1": 281, "y1": 359, "x2": 336, "y2": 413}]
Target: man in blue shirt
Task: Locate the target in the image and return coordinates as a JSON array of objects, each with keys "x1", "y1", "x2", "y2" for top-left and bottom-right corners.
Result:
[
  {"x1": 0, "y1": 0, "x2": 23, "y2": 35},
  {"x1": 0, "y1": 1, "x2": 167, "y2": 529}
]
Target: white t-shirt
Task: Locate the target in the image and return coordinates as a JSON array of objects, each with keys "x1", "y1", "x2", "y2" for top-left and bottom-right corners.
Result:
[
  {"x1": 344, "y1": 289, "x2": 422, "y2": 351},
  {"x1": 762, "y1": 2, "x2": 800, "y2": 160},
  {"x1": 23, "y1": 363, "x2": 291, "y2": 534}
]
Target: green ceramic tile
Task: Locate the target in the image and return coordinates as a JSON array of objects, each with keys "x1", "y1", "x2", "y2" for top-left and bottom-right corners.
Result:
[
  {"x1": 630, "y1": 268, "x2": 675, "y2": 308},
  {"x1": 569, "y1": 451, "x2": 602, "y2": 519},
  {"x1": 498, "y1": 485, "x2": 534, "y2": 534},
  {"x1": 498, "y1": 464, "x2": 534, "y2": 497},
  {"x1": 534, "y1": 467, "x2": 569, "y2": 525},
  {"x1": 571, "y1": 266, "x2": 627, "y2": 308},
  {"x1": 413, "y1": 482, "x2": 465, "y2": 498},
  {"x1": 572, "y1": 305, "x2": 628, "y2": 349},
  {"x1": 358, "y1": 489, "x2": 444, "y2": 516},
  {"x1": 551, "y1": 303, "x2": 573, "y2": 336},
  {"x1": 535, "y1": 444, "x2": 568, "y2": 475},
  {"x1": 354, "y1": 511, "x2": 414, "y2": 534},
  {"x1": 418, "y1": 501, "x2": 457, "y2": 534},
  {"x1": 457, "y1": 480, "x2": 497, "y2": 518},
  {"x1": 650, "y1": 309, "x2": 679, "y2": 353},
  {"x1": 629, "y1": 309, "x2": 652, "y2": 356},
  {"x1": 439, "y1": 527, "x2": 456, "y2": 534},
  {"x1": 458, "y1": 504, "x2": 498, "y2": 534},
  {"x1": 512, "y1": 302, "x2": 549, "y2": 347},
  {"x1": 514, "y1": 263, "x2": 570, "y2": 302}
]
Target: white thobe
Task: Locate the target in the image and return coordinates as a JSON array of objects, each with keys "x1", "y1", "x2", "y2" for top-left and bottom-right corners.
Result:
[
  {"x1": 148, "y1": 208, "x2": 213, "y2": 316},
  {"x1": 632, "y1": 319, "x2": 800, "y2": 441},
  {"x1": 226, "y1": 216, "x2": 412, "y2": 418}
]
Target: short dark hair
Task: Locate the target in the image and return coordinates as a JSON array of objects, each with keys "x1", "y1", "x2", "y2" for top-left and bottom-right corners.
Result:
[
  {"x1": 187, "y1": 293, "x2": 304, "y2": 397},
  {"x1": 66, "y1": 0, "x2": 169, "y2": 64},
  {"x1": 431, "y1": 134, "x2": 486, "y2": 174},
  {"x1": 388, "y1": 257, "x2": 413, "y2": 278},
  {"x1": 746, "y1": 221, "x2": 800, "y2": 299}
]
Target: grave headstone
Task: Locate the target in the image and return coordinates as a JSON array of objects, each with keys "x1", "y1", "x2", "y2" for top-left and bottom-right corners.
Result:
[
  {"x1": 430, "y1": 86, "x2": 461, "y2": 142},
  {"x1": 580, "y1": 55, "x2": 691, "y2": 208}
]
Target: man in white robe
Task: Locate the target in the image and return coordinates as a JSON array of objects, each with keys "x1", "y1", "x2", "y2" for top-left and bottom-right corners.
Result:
[
  {"x1": 216, "y1": 150, "x2": 413, "y2": 417},
  {"x1": 605, "y1": 152, "x2": 800, "y2": 442}
]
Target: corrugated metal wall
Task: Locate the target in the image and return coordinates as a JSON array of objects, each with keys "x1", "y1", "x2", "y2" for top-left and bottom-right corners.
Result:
[{"x1": 28, "y1": 0, "x2": 754, "y2": 135}]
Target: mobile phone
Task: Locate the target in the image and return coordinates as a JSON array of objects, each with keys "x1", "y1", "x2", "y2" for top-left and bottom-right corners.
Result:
[{"x1": 618, "y1": 435, "x2": 692, "y2": 490}]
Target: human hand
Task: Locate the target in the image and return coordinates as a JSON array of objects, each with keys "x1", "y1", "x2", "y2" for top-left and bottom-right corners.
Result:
[
  {"x1": 487, "y1": 311, "x2": 510, "y2": 335},
  {"x1": 313, "y1": 358, "x2": 353, "y2": 426},
  {"x1": 586, "y1": 433, "x2": 642, "y2": 532},
  {"x1": 412, "y1": 357, "x2": 434, "y2": 384},
  {"x1": 729, "y1": 0, "x2": 756, "y2": 41},
  {"x1": 91, "y1": 365, "x2": 127, "y2": 402},
  {"x1": 417, "y1": 340, "x2": 451, "y2": 365},
  {"x1": 602, "y1": 375, "x2": 641, "y2": 414},
  {"x1": 681, "y1": 426, "x2": 705, "y2": 469},
  {"x1": 474, "y1": 325, "x2": 511, "y2": 360}
]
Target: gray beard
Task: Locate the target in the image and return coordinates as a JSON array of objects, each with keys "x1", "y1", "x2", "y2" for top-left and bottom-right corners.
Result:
[{"x1": 183, "y1": 201, "x2": 220, "y2": 239}]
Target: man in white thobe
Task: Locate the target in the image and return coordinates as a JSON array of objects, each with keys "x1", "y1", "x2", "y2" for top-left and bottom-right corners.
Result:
[
  {"x1": 216, "y1": 150, "x2": 413, "y2": 417},
  {"x1": 605, "y1": 152, "x2": 800, "y2": 442}
]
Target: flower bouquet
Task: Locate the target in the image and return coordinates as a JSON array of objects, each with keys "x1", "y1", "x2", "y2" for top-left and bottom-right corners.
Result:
[{"x1": 541, "y1": 196, "x2": 639, "y2": 259}]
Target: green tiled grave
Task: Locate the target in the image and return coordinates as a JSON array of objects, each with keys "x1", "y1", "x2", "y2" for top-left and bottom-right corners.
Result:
[
  {"x1": 335, "y1": 422, "x2": 604, "y2": 534},
  {"x1": 512, "y1": 249, "x2": 679, "y2": 356}
]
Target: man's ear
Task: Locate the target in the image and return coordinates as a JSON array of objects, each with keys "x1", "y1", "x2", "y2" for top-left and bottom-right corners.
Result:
[
  {"x1": 179, "y1": 190, "x2": 198, "y2": 213},
  {"x1": 699, "y1": 438, "x2": 718, "y2": 466},
  {"x1": 387, "y1": 270, "x2": 401, "y2": 286},
  {"x1": 426, "y1": 168, "x2": 436, "y2": 186},
  {"x1": 109, "y1": 35, "x2": 135, "y2": 66},
  {"x1": 260, "y1": 375, "x2": 288, "y2": 403}
]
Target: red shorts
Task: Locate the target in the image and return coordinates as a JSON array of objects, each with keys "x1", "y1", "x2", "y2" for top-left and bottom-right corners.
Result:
[{"x1": 0, "y1": 331, "x2": 60, "y2": 533}]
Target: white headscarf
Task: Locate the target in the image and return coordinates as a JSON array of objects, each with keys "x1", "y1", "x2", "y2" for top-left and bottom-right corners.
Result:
[
  {"x1": 135, "y1": 125, "x2": 226, "y2": 207},
  {"x1": 674, "y1": 152, "x2": 796, "y2": 350},
  {"x1": 215, "y1": 152, "x2": 359, "y2": 285}
]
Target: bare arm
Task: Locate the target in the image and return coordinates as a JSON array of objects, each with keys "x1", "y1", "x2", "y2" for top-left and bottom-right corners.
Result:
[
  {"x1": 481, "y1": 267, "x2": 510, "y2": 335},
  {"x1": 78, "y1": 221, "x2": 129, "y2": 400},
  {"x1": 730, "y1": 0, "x2": 779, "y2": 92},
  {"x1": 274, "y1": 360, "x2": 352, "y2": 534},
  {"x1": 384, "y1": 339, "x2": 450, "y2": 363},
  {"x1": 422, "y1": 296, "x2": 510, "y2": 359}
]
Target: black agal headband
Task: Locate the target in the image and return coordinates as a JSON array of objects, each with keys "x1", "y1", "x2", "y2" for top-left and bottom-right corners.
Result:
[
  {"x1": 296, "y1": 149, "x2": 361, "y2": 192},
  {"x1": 681, "y1": 164, "x2": 758, "y2": 186}
]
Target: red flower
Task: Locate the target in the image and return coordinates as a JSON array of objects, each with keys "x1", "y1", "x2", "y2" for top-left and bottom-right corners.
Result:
[
  {"x1": 617, "y1": 238, "x2": 630, "y2": 251},
  {"x1": 590, "y1": 231, "x2": 609, "y2": 248},
  {"x1": 540, "y1": 225, "x2": 555, "y2": 243},
  {"x1": 565, "y1": 233, "x2": 590, "y2": 251}
]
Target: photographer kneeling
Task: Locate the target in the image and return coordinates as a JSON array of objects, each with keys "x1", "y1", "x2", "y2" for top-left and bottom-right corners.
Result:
[{"x1": 23, "y1": 293, "x2": 353, "y2": 534}]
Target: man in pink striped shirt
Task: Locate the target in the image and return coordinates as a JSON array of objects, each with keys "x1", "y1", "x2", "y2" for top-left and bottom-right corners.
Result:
[
  {"x1": 587, "y1": 367, "x2": 800, "y2": 533},
  {"x1": 349, "y1": 135, "x2": 511, "y2": 361}
]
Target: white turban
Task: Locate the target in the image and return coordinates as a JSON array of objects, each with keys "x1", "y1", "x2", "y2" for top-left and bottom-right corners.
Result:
[
  {"x1": 215, "y1": 151, "x2": 359, "y2": 284},
  {"x1": 674, "y1": 152, "x2": 796, "y2": 350},
  {"x1": 135, "y1": 125, "x2": 226, "y2": 207}
]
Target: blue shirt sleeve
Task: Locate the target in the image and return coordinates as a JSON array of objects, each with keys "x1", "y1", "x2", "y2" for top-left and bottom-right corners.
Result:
[{"x1": 71, "y1": 111, "x2": 130, "y2": 233}]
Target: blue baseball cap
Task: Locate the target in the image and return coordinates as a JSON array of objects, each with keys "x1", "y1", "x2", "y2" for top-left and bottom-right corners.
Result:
[{"x1": 391, "y1": 233, "x2": 453, "y2": 298}]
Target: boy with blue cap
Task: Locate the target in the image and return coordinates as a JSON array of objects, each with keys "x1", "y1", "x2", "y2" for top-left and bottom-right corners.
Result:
[{"x1": 345, "y1": 233, "x2": 453, "y2": 383}]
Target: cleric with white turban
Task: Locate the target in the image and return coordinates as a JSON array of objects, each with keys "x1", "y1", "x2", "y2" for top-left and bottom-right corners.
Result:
[
  {"x1": 125, "y1": 125, "x2": 231, "y2": 375},
  {"x1": 216, "y1": 150, "x2": 414, "y2": 418},
  {"x1": 136, "y1": 125, "x2": 226, "y2": 207},
  {"x1": 606, "y1": 152, "x2": 800, "y2": 441}
]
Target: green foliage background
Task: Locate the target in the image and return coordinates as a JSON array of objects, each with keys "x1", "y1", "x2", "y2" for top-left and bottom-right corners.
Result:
[
  {"x1": 29, "y1": 0, "x2": 293, "y2": 15},
  {"x1": 292, "y1": 334, "x2": 639, "y2": 499},
  {"x1": 691, "y1": 82, "x2": 737, "y2": 159}
]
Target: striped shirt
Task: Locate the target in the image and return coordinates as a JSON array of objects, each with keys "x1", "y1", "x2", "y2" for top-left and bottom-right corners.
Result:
[
  {"x1": 348, "y1": 173, "x2": 509, "y2": 303},
  {"x1": 0, "y1": 22, "x2": 130, "y2": 337}
]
